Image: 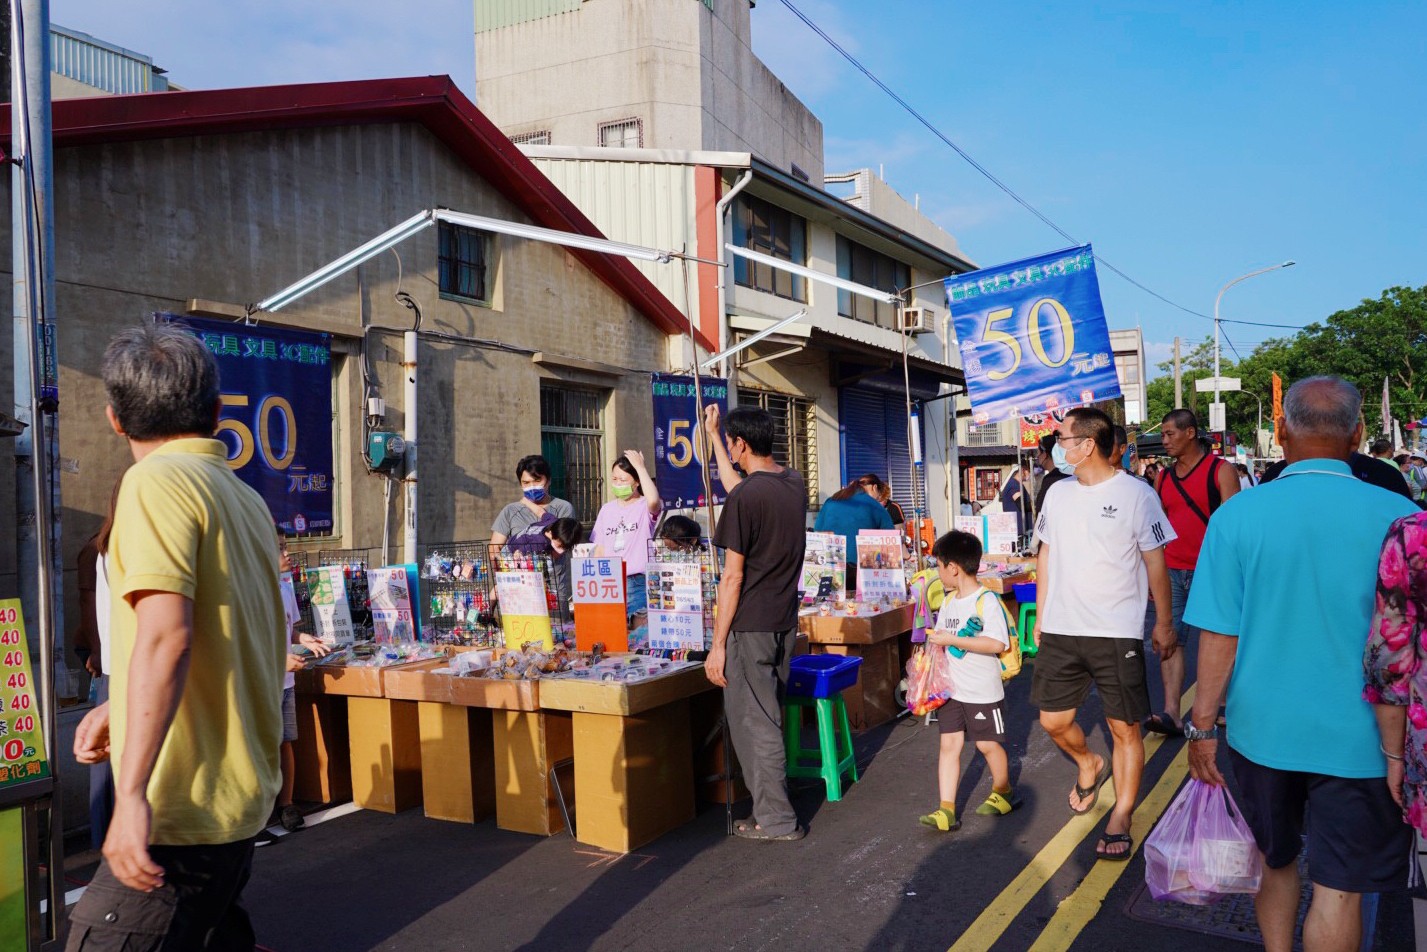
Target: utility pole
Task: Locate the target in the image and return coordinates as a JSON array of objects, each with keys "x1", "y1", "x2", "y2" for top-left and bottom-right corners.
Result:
[{"x1": 1173, "y1": 337, "x2": 1182, "y2": 409}]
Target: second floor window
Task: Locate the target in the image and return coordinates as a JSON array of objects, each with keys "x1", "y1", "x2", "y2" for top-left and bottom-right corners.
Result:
[
  {"x1": 836, "y1": 235, "x2": 909, "y2": 329},
  {"x1": 438, "y1": 222, "x2": 492, "y2": 304},
  {"x1": 732, "y1": 194, "x2": 807, "y2": 302}
]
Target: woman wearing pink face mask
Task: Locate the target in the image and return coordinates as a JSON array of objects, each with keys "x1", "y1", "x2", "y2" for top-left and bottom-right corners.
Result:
[{"x1": 591, "y1": 450, "x2": 662, "y2": 626}]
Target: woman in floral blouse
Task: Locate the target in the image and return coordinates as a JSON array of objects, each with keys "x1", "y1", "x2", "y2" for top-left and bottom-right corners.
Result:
[{"x1": 1365, "y1": 511, "x2": 1427, "y2": 834}]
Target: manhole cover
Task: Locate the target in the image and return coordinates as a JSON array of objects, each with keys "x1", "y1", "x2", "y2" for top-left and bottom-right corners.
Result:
[{"x1": 1123, "y1": 853, "x2": 1311, "y2": 950}]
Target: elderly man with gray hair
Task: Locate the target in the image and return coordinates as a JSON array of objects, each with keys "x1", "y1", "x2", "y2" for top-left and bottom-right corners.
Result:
[
  {"x1": 67, "y1": 323, "x2": 285, "y2": 950},
  {"x1": 1183, "y1": 376, "x2": 1419, "y2": 952}
]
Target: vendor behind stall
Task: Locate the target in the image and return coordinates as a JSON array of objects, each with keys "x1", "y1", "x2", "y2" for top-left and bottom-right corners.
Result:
[
  {"x1": 591, "y1": 450, "x2": 662, "y2": 621},
  {"x1": 491, "y1": 454, "x2": 576, "y2": 606},
  {"x1": 813, "y1": 478, "x2": 893, "y2": 591}
]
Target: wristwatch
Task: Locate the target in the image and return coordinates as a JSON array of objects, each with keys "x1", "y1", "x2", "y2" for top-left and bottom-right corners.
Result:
[{"x1": 1183, "y1": 721, "x2": 1218, "y2": 741}]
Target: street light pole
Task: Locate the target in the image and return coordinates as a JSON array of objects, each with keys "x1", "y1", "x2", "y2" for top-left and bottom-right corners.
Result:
[
  {"x1": 1244, "y1": 391, "x2": 1264, "y2": 456},
  {"x1": 1213, "y1": 260, "x2": 1296, "y2": 414}
]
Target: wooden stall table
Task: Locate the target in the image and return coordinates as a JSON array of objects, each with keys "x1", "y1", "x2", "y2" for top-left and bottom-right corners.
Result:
[
  {"x1": 798, "y1": 604, "x2": 914, "y2": 731},
  {"x1": 539, "y1": 665, "x2": 713, "y2": 853},
  {"x1": 385, "y1": 658, "x2": 571, "y2": 836},
  {"x1": 291, "y1": 674, "x2": 352, "y2": 805},
  {"x1": 295, "y1": 660, "x2": 428, "y2": 814}
]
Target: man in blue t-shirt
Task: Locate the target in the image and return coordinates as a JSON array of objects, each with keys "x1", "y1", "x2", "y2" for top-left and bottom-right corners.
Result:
[{"x1": 1184, "y1": 376, "x2": 1418, "y2": 952}]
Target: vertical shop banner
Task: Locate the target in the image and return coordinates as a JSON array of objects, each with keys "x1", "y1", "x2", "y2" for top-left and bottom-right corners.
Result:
[
  {"x1": 308, "y1": 565, "x2": 356, "y2": 647},
  {"x1": 946, "y1": 246, "x2": 1120, "y2": 424},
  {"x1": 495, "y1": 570, "x2": 555, "y2": 650},
  {"x1": 367, "y1": 565, "x2": 420, "y2": 643},
  {"x1": 651, "y1": 374, "x2": 729, "y2": 510},
  {"x1": 647, "y1": 561, "x2": 705, "y2": 651},
  {"x1": 1271, "y1": 372, "x2": 1284, "y2": 446},
  {"x1": 163, "y1": 314, "x2": 333, "y2": 534},
  {"x1": 0, "y1": 600, "x2": 48, "y2": 789},
  {"x1": 573, "y1": 556, "x2": 628, "y2": 652}
]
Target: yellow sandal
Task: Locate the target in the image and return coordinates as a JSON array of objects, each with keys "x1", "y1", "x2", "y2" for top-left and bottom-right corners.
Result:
[
  {"x1": 918, "y1": 807, "x2": 960, "y2": 831},
  {"x1": 975, "y1": 790, "x2": 1017, "y2": 816}
]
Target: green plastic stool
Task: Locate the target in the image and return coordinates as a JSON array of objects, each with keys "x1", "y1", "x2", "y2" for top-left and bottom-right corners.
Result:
[
  {"x1": 1018, "y1": 602, "x2": 1039, "y2": 658},
  {"x1": 783, "y1": 694, "x2": 859, "y2": 801}
]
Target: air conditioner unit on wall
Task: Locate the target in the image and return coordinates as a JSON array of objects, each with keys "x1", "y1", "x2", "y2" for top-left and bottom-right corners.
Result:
[{"x1": 900, "y1": 306, "x2": 935, "y2": 334}]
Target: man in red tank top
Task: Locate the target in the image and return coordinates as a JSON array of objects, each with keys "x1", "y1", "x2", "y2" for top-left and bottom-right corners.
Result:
[{"x1": 1145, "y1": 409, "x2": 1240, "y2": 733}]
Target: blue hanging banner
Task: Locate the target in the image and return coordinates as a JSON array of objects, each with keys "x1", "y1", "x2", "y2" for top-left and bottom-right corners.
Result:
[
  {"x1": 161, "y1": 314, "x2": 334, "y2": 534},
  {"x1": 945, "y1": 245, "x2": 1120, "y2": 424},
  {"x1": 651, "y1": 373, "x2": 729, "y2": 510}
]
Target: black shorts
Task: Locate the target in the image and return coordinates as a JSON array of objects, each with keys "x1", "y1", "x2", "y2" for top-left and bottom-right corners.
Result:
[
  {"x1": 1030, "y1": 632, "x2": 1150, "y2": 724},
  {"x1": 938, "y1": 698, "x2": 1007, "y2": 744},
  {"x1": 1228, "y1": 746, "x2": 1413, "y2": 893}
]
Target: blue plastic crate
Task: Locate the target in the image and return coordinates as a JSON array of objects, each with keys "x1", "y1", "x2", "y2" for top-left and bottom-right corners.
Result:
[
  {"x1": 1012, "y1": 581, "x2": 1037, "y2": 604},
  {"x1": 786, "y1": 655, "x2": 863, "y2": 698}
]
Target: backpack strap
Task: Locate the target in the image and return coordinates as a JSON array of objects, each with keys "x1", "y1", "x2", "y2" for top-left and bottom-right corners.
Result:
[
  {"x1": 1206, "y1": 456, "x2": 1224, "y2": 514},
  {"x1": 1167, "y1": 459, "x2": 1212, "y2": 526}
]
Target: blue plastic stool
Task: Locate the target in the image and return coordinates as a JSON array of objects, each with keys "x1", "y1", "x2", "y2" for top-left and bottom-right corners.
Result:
[{"x1": 783, "y1": 655, "x2": 862, "y2": 801}]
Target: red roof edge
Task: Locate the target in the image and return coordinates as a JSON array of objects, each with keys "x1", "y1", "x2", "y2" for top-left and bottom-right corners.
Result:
[{"x1": 0, "y1": 76, "x2": 708, "y2": 349}]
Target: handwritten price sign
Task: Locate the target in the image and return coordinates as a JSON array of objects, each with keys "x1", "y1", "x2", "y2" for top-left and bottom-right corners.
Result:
[{"x1": 0, "y1": 600, "x2": 49, "y2": 790}]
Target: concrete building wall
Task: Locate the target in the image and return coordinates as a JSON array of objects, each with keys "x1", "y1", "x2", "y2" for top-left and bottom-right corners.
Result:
[
  {"x1": 826, "y1": 169, "x2": 968, "y2": 262},
  {"x1": 0, "y1": 119, "x2": 670, "y2": 652},
  {"x1": 475, "y1": 0, "x2": 823, "y2": 178}
]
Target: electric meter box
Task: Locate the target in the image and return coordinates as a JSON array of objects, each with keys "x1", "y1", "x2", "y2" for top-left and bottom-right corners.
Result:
[{"x1": 368, "y1": 430, "x2": 406, "y2": 473}]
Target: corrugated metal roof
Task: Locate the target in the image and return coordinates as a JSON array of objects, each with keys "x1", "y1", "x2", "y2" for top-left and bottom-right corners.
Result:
[
  {"x1": 475, "y1": 0, "x2": 582, "y2": 33},
  {"x1": 528, "y1": 156, "x2": 700, "y2": 322}
]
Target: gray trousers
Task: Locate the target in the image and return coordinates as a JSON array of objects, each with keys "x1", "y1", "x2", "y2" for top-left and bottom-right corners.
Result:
[{"x1": 724, "y1": 629, "x2": 798, "y2": 835}]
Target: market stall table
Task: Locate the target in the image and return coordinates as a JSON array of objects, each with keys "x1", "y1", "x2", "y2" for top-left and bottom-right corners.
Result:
[
  {"x1": 538, "y1": 664, "x2": 713, "y2": 853},
  {"x1": 383, "y1": 660, "x2": 571, "y2": 835},
  {"x1": 798, "y1": 603, "x2": 914, "y2": 731}
]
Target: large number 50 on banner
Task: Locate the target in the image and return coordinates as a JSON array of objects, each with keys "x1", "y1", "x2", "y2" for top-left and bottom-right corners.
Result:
[
  {"x1": 162, "y1": 314, "x2": 334, "y2": 534},
  {"x1": 651, "y1": 373, "x2": 729, "y2": 509},
  {"x1": 945, "y1": 245, "x2": 1120, "y2": 423}
]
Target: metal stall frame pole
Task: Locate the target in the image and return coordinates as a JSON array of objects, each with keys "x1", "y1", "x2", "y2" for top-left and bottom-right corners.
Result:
[
  {"x1": 402, "y1": 330, "x2": 418, "y2": 566},
  {"x1": 896, "y1": 303, "x2": 925, "y2": 568}
]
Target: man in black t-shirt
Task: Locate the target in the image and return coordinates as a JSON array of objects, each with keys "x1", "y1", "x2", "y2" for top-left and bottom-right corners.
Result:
[
  {"x1": 705, "y1": 405, "x2": 808, "y2": 841},
  {"x1": 1259, "y1": 451, "x2": 1411, "y2": 498}
]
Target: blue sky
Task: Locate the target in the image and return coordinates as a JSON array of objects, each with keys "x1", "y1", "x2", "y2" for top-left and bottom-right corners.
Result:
[{"x1": 55, "y1": 0, "x2": 1425, "y2": 376}]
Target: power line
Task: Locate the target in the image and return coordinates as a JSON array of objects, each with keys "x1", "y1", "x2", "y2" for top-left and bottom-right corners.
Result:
[
  {"x1": 776, "y1": 0, "x2": 1287, "y2": 328},
  {"x1": 1220, "y1": 317, "x2": 1310, "y2": 329}
]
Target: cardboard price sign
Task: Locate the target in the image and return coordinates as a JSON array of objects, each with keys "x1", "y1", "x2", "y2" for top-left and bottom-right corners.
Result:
[
  {"x1": 496, "y1": 570, "x2": 554, "y2": 650},
  {"x1": 367, "y1": 565, "x2": 420, "y2": 643},
  {"x1": 0, "y1": 600, "x2": 49, "y2": 789},
  {"x1": 573, "y1": 557, "x2": 628, "y2": 652}
]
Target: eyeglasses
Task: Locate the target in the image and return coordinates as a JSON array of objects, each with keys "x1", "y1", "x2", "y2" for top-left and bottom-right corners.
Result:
[{"x1": 1055, "y1": 434, "x2": 1091, "y2": 445}]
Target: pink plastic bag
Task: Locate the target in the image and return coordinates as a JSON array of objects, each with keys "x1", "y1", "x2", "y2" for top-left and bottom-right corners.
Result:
[
  {"x1": 1145, "y1": 779, "x2": 1263, "y2": 904},
  {"x1": 905, "y1": 644, "x2": 954, "y2": 716}
]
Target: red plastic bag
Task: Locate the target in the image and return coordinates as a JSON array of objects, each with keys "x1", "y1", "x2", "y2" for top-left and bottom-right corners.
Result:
[
  {"x1": 905, "y1": 644, "x2": 953, "y2": 716},
  {"x1": 1145, "y1": 779, "x2": 1263, "y2": 904}
]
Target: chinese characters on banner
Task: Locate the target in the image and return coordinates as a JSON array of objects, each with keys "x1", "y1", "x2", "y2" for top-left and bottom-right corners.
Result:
[
  {"x1": 1019, "y1": 410, "x2": 1069, "y2": 449},
  {"x1": 0, "y1": 600, "x2": 49, "y2": 790},
  {"x1": 800, "y1": 532, "x2": 847, "y2": 601},
  {"x1": 307, "y1": 565, "x2": 356, "y2": 647},
  {"x1": 162, "y1": 314, "x2": 334, "y2": 535},
  {"x1": 573, "y1": 556, "x2": 629, "y2": 652},
  {"x1": 856, "y1": 530, "x2": 908, "y2": 601},
  {"x1": 648, "y1": 562, "x2": 705, "y2": 651},
  {"x1": 945, "y1": 246, "x2": 1120, "y2": 424},
  {"x1": 958, "y1": 514, "x2": 1020, "y2": 556},
  {"x1": 367, "y1": 565, "x2": 420, "y2": 643},
  {"x1": 495, "y1": 570, "x2": 554, "y2": 650},
  {"x1": 651, "y1": 373, "x2": 729, "y2": 510}
]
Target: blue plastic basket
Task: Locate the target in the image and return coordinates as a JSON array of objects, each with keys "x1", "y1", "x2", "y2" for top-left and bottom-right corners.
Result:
[
  {"x1": 786, "y1": 655, "x2": 863, "y2": 698},
  {"x1": 1012, "y1": 582, "x2": 1037, "y2": 604}
]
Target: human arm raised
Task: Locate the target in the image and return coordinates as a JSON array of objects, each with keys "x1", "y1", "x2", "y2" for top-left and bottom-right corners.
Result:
[
  {"x1": 703, "y1": 404, "x2": 743, "y2": 492},
  {"x1": 623, "y1": 449, "x2": 663, "y2": 514}
]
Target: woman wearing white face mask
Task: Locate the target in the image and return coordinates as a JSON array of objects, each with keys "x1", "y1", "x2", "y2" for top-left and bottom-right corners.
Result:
[{"x1": 591, "y1": 451, "x2": 662, "y2": 630}]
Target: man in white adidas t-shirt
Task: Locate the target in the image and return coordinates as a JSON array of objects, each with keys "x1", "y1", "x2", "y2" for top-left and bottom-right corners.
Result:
[{"x1": 1033, "y1": 407, "x2": 1176, "y2": 862}]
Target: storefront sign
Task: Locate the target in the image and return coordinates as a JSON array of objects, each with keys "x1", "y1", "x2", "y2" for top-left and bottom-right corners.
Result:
[
  {"x1": 0, "y1": 600, "x2": 49, "y2": 790},
  {"x1": 1019, "y1": 410, "x2": 1069, "y2": 449},
  {"x1": 648, "y1": 561, "x2": 705, "y2": 651},
  {"x1": 573, "y1": 557, "x2": 628, "y2": 651},
  {"x1": 651, "y1": 374, "x2": 729, "y2": 510},
  {"x1": 946, "y1": 246, "x2": 1120, "y2": 423},
  {"x1": 496, "y1": 570, "x2": 554, "y2": 650},
  {"x1": 163, "y1": 314, "x2": 334, "y2": 534},
  {"x1": 307, "y1": 565, "x2": 356, "y2": 646},
  {"x1": 367, "y1": 565, "x2": 420, "y2": 643}
]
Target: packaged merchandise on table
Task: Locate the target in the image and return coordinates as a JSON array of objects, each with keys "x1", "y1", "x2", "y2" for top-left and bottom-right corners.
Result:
[{"x1": 312, "y1": 641, "x2": 444, "y2": 669}]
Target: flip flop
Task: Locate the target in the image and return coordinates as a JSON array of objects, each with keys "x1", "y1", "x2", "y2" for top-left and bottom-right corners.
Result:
[
  {"x1": 733, "y1": 820, "x2": 806, "y2": 841},
  {"x1": 1069, "y1": 756, "x2": 1111, "y2": 815},
  {"x1": 1095, "y1": 832, "x2": 1134, "y2": 861},
  {"x1": 1144, "y1": 712, "x2": 1184, "y2": 737}
]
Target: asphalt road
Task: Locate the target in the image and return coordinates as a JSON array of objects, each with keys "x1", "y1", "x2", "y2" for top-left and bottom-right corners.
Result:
[{"x1": 63, "y1": 651, "x2": 1419, "y2": 951}]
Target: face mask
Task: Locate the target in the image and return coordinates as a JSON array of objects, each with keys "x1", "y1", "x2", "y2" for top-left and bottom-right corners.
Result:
[
  {"x1": 612, "y1": 485, "x2": 634, "y2": 500},
  {"x1": 523, "y1": 486, "x2": 548, "y2": 503},
  {"x1": 1051, "y1": 442, "x2": 1078, "y2": 476}
]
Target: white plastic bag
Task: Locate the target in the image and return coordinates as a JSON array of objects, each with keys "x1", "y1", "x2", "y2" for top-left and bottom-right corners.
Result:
[{"x1": 1145, "y1": 779, "x2": 1262, "y2": 904}]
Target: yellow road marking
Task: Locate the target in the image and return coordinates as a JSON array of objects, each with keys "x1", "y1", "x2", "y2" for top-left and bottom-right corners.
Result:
[
  {"x1": 1027, "y1": 743, "x2": 1190, "y2": 951},
  {"x1": 946, "y1": 686, "x2": 1196, "y2": 952}
]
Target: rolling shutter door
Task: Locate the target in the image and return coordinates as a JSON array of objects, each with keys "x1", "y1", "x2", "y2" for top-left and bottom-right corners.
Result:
[{"x1": 838, "y1": 386, "x2": 927, "y2": 515}]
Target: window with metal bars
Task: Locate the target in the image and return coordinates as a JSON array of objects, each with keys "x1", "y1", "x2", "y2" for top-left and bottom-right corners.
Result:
[
  {"x1": 731, "y1": 195, "x2": 808, "y2": 302},
  {"x1": 597, "y1": 117, "x2": 642, "y2": 148},
  {"x1": 438, "y1": 221, "x2": 492, "y2": 304},
  {"x1": 738, "y1": 388, "x2": 819, "y2": 510},
  {"x1": 509, "y1": 130, "x2": 551, "y2": 146},
  {"x1": 965, "y1": 421, "x2": 1008, "y2": 447},
  {"x1": 539, "y1": 385, "x2": 606, "y2": 526},
  {"x1": 835, "y1": 235, "x2": 910, "y2": 328}
]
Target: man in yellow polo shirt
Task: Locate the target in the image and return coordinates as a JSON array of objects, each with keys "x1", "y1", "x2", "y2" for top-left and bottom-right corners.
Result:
[{"x1": 67, "y1": 323, "x2": 284, "y2": 950}]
